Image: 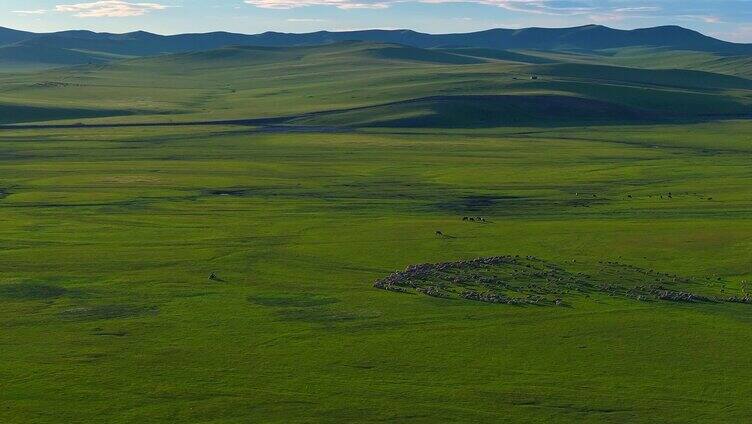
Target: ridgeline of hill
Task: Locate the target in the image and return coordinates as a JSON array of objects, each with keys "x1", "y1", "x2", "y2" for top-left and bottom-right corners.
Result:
[{"x1": 1, "y1": 24, "x2": 752, "y2": 70}]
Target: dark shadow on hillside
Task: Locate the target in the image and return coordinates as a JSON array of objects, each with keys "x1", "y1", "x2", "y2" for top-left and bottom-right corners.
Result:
[
  {"x1": 435, "y1": 48, "x2": 560, "y2": 64},
  {"x1": 0, "y1": 103, "x2": 140, "y2": 125},
  {"x1": 299, "y1": 94, "x2": 752, "y2": 129},
  {"x1": 300, "y1": 94, "x2": 656, "y2": 128},
  {"x1": 2, "y1": 94, "x2": 750, "y2": 131}
]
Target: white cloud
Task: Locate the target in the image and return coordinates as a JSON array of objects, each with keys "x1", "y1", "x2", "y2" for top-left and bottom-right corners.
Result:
[
  {"x1": 588, "y1": 12, "x2": 624, "y2": 22},
  {"x1": 676, "y1": 14, "x2": 724, "y2": 24},
  {"x1": 55, "y1": 1, "x2": 170, "y2": 17},
  {"x1": 245, "y1": 0, "x2": 598, "y2": 13},
  {"x1": 614, "y1": 6, "x2": 660, "y2": 13},
  {"x1": 714, "y1": 25, "x2": 752, "y2": 42},
  {"x1": 12, "y1": 9, "x2": 48, "y2": 15},
  {"x1": 244, "y1": 0, "x2": 388, "y2": 9},
  {"x1": 239, "y1": 0, "x2": 742, "y2": 25},
  {"x1": 418, "y1": 0, "x2": 594, "y2": 15}
]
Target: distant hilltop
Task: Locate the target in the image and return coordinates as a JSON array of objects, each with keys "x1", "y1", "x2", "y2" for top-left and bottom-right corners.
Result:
[{"x1": 1, "y1": 24, "x2": 751, "y2": 70}]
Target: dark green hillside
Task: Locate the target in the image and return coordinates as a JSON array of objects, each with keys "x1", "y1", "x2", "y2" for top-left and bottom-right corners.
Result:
[
  {"x1": 0, "y1": 26, "x2": 33, "y2": 45},
  {"x1": 500, "y1": 24, "x2": 750, "y2": 53},
  {"x1": 436, "y1": 48, "x2": 559, "y2": 64},
  {"x1": 297, "y1": 95, "x2": 652, "y2": 127},
  {"x1": 0, "y1": 41, "x2": 749, "y2": 127},
  {"x1": 609, "y1": 49, "x2": 752, "y2": 79},
  {"x1": 146, "y1": 42, "x2": 484, "y2": 68},
  {"x1": 503, "y1": 47, "x2": 752, "y2": 79},
  {"x1": 0, "y1": 24, "x2": 750, "y2": 70},
  {"x1": 137, "y1": 45, "x2": 303, "y2": 69},
  {"x1": 529, "y1": 62, "x2": 752, "y2": 90},
  {"x1": 362, "y1": 46, "x2": 485, "y2": 64},
  {"x1": 0, "y1": 102, "x2": 134, "y2": 124},
  {"x1": 0, "y1": 44, "x2": 113, "y2": 71}
]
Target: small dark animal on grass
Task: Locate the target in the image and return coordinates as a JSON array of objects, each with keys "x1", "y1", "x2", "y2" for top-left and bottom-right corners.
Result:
[{"x1": 436, "y1": 231, "x2": 444, "y2": 236}]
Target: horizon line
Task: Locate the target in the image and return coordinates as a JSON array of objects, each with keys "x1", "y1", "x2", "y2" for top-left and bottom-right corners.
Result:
[{"x1": 1, "y1": 23, "x2": 744, "y2": 43}]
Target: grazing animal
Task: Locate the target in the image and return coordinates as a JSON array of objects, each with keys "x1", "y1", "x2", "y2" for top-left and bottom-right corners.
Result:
[
  {"x1": 462, "y1": 216, "x2": 469, "y2": 221},
  {"x1": 209, "y1": 273, "x2": 218, "y2": 281},
  {"x1": 436, "y1": 231, "x2": 444, "y2": 237}
]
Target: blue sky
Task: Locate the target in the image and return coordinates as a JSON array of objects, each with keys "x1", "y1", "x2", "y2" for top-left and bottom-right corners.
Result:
[{"x1": 2, "y1": 0, "x2": 752, "y2": 42}]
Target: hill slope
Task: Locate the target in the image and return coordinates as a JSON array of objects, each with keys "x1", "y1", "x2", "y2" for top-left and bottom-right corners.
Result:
[
  {"x1": 294, "y1": 95, "x2": 655, "y2": 127},
  {"x1": 0, "y1": 27, "x2": 33, "y2": 45},
  {"x1": 0, "y1": 42, "x2": 749, "y2": 127},
  {"x1": 0, "y1": 24, "x2": 750, "y2": 70}
]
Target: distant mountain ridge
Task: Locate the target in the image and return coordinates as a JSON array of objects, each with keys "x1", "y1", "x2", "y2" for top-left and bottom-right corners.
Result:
[
  {"x1": 0, "y1": 26, "x2": 34, "y2": 45},
  {"x1": 1, "y1": 24, "x2": 751, "y2": 70}
]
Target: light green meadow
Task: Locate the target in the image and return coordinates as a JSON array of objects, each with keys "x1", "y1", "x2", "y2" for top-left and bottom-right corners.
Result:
[{"x1": 2, "y1": 121, "x2": 752, "y2": 422}]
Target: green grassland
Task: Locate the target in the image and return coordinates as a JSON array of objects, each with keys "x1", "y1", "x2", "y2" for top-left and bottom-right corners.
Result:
[
  {"x1": 2, "y1": 39, "x2": 752, "y2": 423},
  {"x1": 0, "y1": 42, "x2": 750, "y2": 127},
  {"x1": 2, "y1": 120, "x2": 752, "y2": 422}
]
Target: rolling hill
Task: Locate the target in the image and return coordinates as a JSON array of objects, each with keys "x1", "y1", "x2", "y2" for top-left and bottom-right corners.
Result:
[
  {"x1": 0, "y1": 26, "x2": 33, "y2": 45},
  {"x1": 1, "y1": 24, "x2": 751, "y2": 71},
  {"x1": 0, "y1": 41, "x2": 750, "y2": 127}
]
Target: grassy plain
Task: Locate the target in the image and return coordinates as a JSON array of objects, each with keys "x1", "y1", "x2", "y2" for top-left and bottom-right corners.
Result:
[{"x1": 2, "y1": 121, "x2": 752, "y2": 422}]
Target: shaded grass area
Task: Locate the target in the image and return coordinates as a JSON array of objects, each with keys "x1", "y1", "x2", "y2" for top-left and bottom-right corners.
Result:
[
  {"x1": 0, "y1": 283, "x2": 69, "y2": 300},
  {"x1": 295, "y1": 94, "x2": 655, "y2": 128},
  {"x1": 1, "y1": 123, "x2": 752, "y2": 422},
  {"x1": 0, "y1": 102, "x2": 136, "y2": 124}
]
